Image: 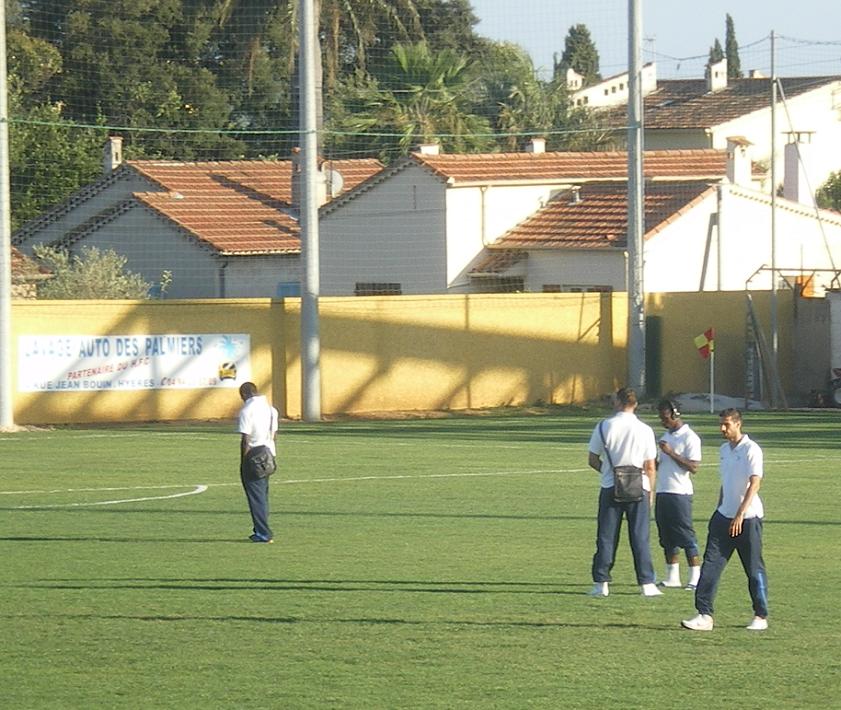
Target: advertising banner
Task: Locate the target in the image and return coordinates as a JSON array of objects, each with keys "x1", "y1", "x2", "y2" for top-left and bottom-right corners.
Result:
[{"x1": 18, "y1": 334, "x2": 251, "y2": 392}]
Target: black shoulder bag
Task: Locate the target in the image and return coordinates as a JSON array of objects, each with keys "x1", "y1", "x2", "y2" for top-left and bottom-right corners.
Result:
[
  {"x1": 599, "y1": 421, "x2": 644, "y2": 503},
  {"x1": 244, "y1": 410, "x2": 277, "y2": 481}
]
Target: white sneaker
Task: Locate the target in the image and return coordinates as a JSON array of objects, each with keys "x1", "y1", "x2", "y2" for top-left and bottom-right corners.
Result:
[
  {"x1": 681, "y1": 613, "x2": 714, "y2": 631},
  {"x1": 658, "y1": 580, "x2": 682, "y2": 588},
  {"x1": 684, "y1": 583, "x2": 697, "y2": 591},
  {"x1": 587, "y1": 582, "x2": 609, "y2": 597},
  {"x1": 641, "y1": 583, "x2": 664, "y2": 597},
  {"x1": 746, "y1": 616, "x2": 768, "y2": 631}
]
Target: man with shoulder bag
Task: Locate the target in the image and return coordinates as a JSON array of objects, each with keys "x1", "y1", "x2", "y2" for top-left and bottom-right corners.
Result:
[
  {"x1": 587, "y1": 387, "x2": 662, "y2": 597},
  {"x1": 237, "y1": 381, "x2": 279, "y2": 543}
]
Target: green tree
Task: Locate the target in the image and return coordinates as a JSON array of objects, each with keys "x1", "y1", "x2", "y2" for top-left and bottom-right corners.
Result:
[
  {"x1": 816, "y1": 171, "x2": 841, "y2": 211},
  {"x1": 8, "y1": 104, "x2": 107, "y2": 230},
  {"x1": 708, "y1": 38, "x2": 724, "y2": 65},
  {"x1": 328, "y1": 42, "x2": 493, "y2": 160},
  {"x1": 6, "y1": 11, "x2": 106, "y2": 230},
  {"x1": 33, "y1": 246, "x2": 157, "y2": 299},
  {"x1": 475, "y1": 41, "x2": 616, "y2": 153},
  {"x1": 556, "y1": 24, "x2": 601, "y2": 87},
  {"x1": 25, "y1": 0, "x2": 243, "y2": 159},
  {"x1": 725, "y1": 14, "x2": 742, "y2": 78},
  {"x1": 413, "y1": 0, "x2": 482, "y2": 55}
]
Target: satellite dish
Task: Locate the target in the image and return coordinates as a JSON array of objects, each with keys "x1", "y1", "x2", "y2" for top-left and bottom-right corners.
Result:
[{"x1": 323, "y1": 168, "x2": 344, "y2": 198}]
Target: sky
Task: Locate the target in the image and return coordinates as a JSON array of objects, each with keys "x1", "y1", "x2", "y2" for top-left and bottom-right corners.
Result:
[{"x1": 470, "y1": 0, "x2": 841, "y2": 79}]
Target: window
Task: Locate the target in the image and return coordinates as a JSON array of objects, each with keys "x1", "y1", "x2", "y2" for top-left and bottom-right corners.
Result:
[
  {"x1": 488, "y1": 277, "x2": 524, "y2": 293},
  {"x1": 562, "y1": 285, "x2": 613, "y2": 293},
  {"x1": 276, "y1": 281, "x2": 301, "y2": 297},
  {"x1": 354, "y1": 282, "x2": 402, "y2": 296}
]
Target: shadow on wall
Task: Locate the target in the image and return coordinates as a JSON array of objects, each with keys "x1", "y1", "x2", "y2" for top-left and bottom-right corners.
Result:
[
  {"x1": 14, "y1": 294, "x2": 621, "y2": 424},
  {"x1": 13, "y1": 290, "x2": 780, "y2": 424}
]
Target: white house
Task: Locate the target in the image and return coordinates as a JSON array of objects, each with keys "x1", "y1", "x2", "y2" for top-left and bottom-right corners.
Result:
[
  {"x1": 585, "y1": 60, "x2": 841, "y2": 192},
  {"x1": 568, "y1": 63, "x2": 658, "y2": 109},
  {"x1": 12, "y1": 140, "x2": 383, "y2": 298},
  {"x1": 470, "y1": 145, "x2": 841, "y2": 294},
  {"x1": 318, "y1": 142, "x2": 731, "y2": 296}
]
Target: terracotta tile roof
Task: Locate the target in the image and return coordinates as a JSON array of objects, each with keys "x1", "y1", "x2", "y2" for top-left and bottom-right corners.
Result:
[
  {"x1": 129, "y1": 158, "x2": 382, "y2": 204},
  {"x1": 470, "y1": 249, "x2": 528, "y2": 276},
  {"x1": 412, "y1": 149, "x2": 727, "y2": 184},
  {"x1": 486, "y1": 181, "x2": 715, "y2": 251},
  {"x1": 602, "y1": 76, "x2": 841, "y2": 130},
  {"x1": 11, "y1": 245, "x2": 50, "y2": 282},
  {"x1": 127, "y1": 158, "x2": 383, "y2": 255},
  {"x1": 135, "y1": 191, "x2": 300, "y2": 255},
  {"x1": 12, "y1": 167, "x2": 130, "y2": 245}
]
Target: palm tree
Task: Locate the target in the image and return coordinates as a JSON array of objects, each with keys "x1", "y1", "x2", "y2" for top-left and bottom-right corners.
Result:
[
  {"x1": 331, "y1": 42, "x2": 493, "y2": 160},
  {"x1": 216, "y1": 0, "x2": 423, "y2": 90}
]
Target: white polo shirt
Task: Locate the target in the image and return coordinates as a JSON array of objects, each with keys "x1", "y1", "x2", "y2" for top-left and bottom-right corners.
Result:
[
  {"x1": 718, "y1": 434, "x2": 764, "y2": 519},
  {"x1": 589, "y1": 411, "x2": 657, "y2": 490},
  {"x1": 238, "y1": 395, "x2": 279, "y2": 455},
  {"x1": 656, "y1": 423, "x2": 702, "y2": 495}
]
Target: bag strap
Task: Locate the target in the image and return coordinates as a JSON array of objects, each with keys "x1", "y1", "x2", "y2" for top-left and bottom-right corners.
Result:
[
  {"x1": 267, "y1": 408, "x2": 275, "y2": 444},
  {"x1": 598, "y1": 420, "x2": 615, "y2": 472}
]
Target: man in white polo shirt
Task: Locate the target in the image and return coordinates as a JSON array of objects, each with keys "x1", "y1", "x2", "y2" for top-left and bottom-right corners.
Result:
[
  {"x1": 682, "y1": 408, "x2": 769, "y2": 631},
  {"x1": 238, "y1": 381, "x2": 279, "y2": 543},
  {"x1": 655, "y1": 399, "x2": 702, "y2": 590},
  {"x1": 587, "y1": 387, "x2": 661, "y2": 598}
]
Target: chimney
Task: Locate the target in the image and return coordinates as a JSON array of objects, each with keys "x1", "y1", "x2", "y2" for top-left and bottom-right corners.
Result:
[
  {"x1": 417, "y1": 143, "x2": 440, "y2": 155},
  {"x1": 566, "y1": 67, "x2": 583, "y2": 91},
  {"x1": 525, "y1": 137, "x2": 546, "y2": 154},
  {"x1": 641, "y1": 62, "x2": 658, "y2": 96},
  {"x1": 291, "y1": 147, "x2": 302, "y2": 208},
  {"x1": 103, "y1": 136, "x2": 123, "y2": 174},
  {"x1": 706, "y1": 58, "x2": 728, "y2": 92},
  {"x1": 783, "y1": 131, "x2": 815, "y2": 205},
  {"x1": 726, "y1": 136, "x2": 752, "y2": 186}
]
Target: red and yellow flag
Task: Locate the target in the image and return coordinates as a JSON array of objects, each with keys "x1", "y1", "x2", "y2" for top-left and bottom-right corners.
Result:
[{"x1": 694, "y1": 328, "x2": 715, "y2": 359}]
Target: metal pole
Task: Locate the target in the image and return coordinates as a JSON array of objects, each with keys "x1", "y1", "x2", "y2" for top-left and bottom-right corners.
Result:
[
  {"x1": 769, "y1": 30, "x2": 779, "y2": 403},
  {"x1": 627, "y1": 0, "x2": 646, "y2": 394},
  {"x1": 0, "y1": 0, "x2": 14, "y2": 428},
  {"x1": 299, "y1": 0, "x2": 322, "y2": 421}
]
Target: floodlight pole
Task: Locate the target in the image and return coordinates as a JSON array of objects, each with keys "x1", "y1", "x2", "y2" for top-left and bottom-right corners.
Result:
[
  {"x1": 299, "y1": 0, "x2": 322, "y2": 421},
  {"x1": 0, "y1": 0, "x2": 14, "y2": 428},
  {"x1": 626, "y1": 0, "x2": 646, "y2": 395},
  {"x1": 769, "y1": 30, "x2": 779, "y2": 404}
]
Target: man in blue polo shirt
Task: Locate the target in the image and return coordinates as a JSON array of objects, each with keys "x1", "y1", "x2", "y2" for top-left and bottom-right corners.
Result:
[{"x1": 682, "y1": 408, "x2": 769, "y2": 631}]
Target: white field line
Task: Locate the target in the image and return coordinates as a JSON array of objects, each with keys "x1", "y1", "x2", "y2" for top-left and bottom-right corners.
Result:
[
  {"x1": 2, "y1": 468, "x2": 584, "y2": 507},
  {"x1": 9, "y1": 485, "x2": 209, "y2": 509},
  {"x1": 4, "y1": 454, "x2": 826, "y2": 508},
  {"x1": 0, "y1": 432, "x2": 218, "y2": 442}
]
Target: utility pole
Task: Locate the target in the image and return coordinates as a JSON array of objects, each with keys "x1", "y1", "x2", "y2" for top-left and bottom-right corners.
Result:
[
  {"x1": 0, "y1": 0, "x2": 14, "y2": 428},
  {"x1": 769, "y1": 30, "x2": 779, "y2": 404},
  {"x1": 627, "y1": 0, "x2": 646, "y2": 395},
  {"x1": 299, "y1": 0, "x2": 322, "y2": 421}
]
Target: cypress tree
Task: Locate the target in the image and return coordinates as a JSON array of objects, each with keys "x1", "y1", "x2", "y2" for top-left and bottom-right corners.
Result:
[{"x1": 725, "y1": 14, "x2": 742, "y2": 78}]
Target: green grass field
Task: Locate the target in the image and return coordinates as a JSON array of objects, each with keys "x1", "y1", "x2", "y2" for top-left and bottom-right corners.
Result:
[{"x1": 2, "y1": 409, "x2": 840, "y2": 708}]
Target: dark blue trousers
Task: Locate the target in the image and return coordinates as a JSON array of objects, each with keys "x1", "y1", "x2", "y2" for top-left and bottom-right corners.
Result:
[
  {"x1": 241, "y1": 468, "x2": 273, "y2": 540},
  {"x1": 695, "y1": 511, "x2": 768, "y2": 617},
  {"x1": 592, "y1": 486, "x2": 656, "y2": 585},
  {"x1": 655, "y1": 492, "x2": 699, "y2": 558}
]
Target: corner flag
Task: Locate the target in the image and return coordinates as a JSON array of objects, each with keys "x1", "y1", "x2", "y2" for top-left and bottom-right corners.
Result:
[{"x1": 694, "y1": 328, "x2": 715, "y2": 360}]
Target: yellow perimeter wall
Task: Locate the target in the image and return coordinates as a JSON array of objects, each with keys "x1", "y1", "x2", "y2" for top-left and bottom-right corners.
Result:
[{"x1": 10, "y1": 291, "x2": 791, "y2": 424}]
